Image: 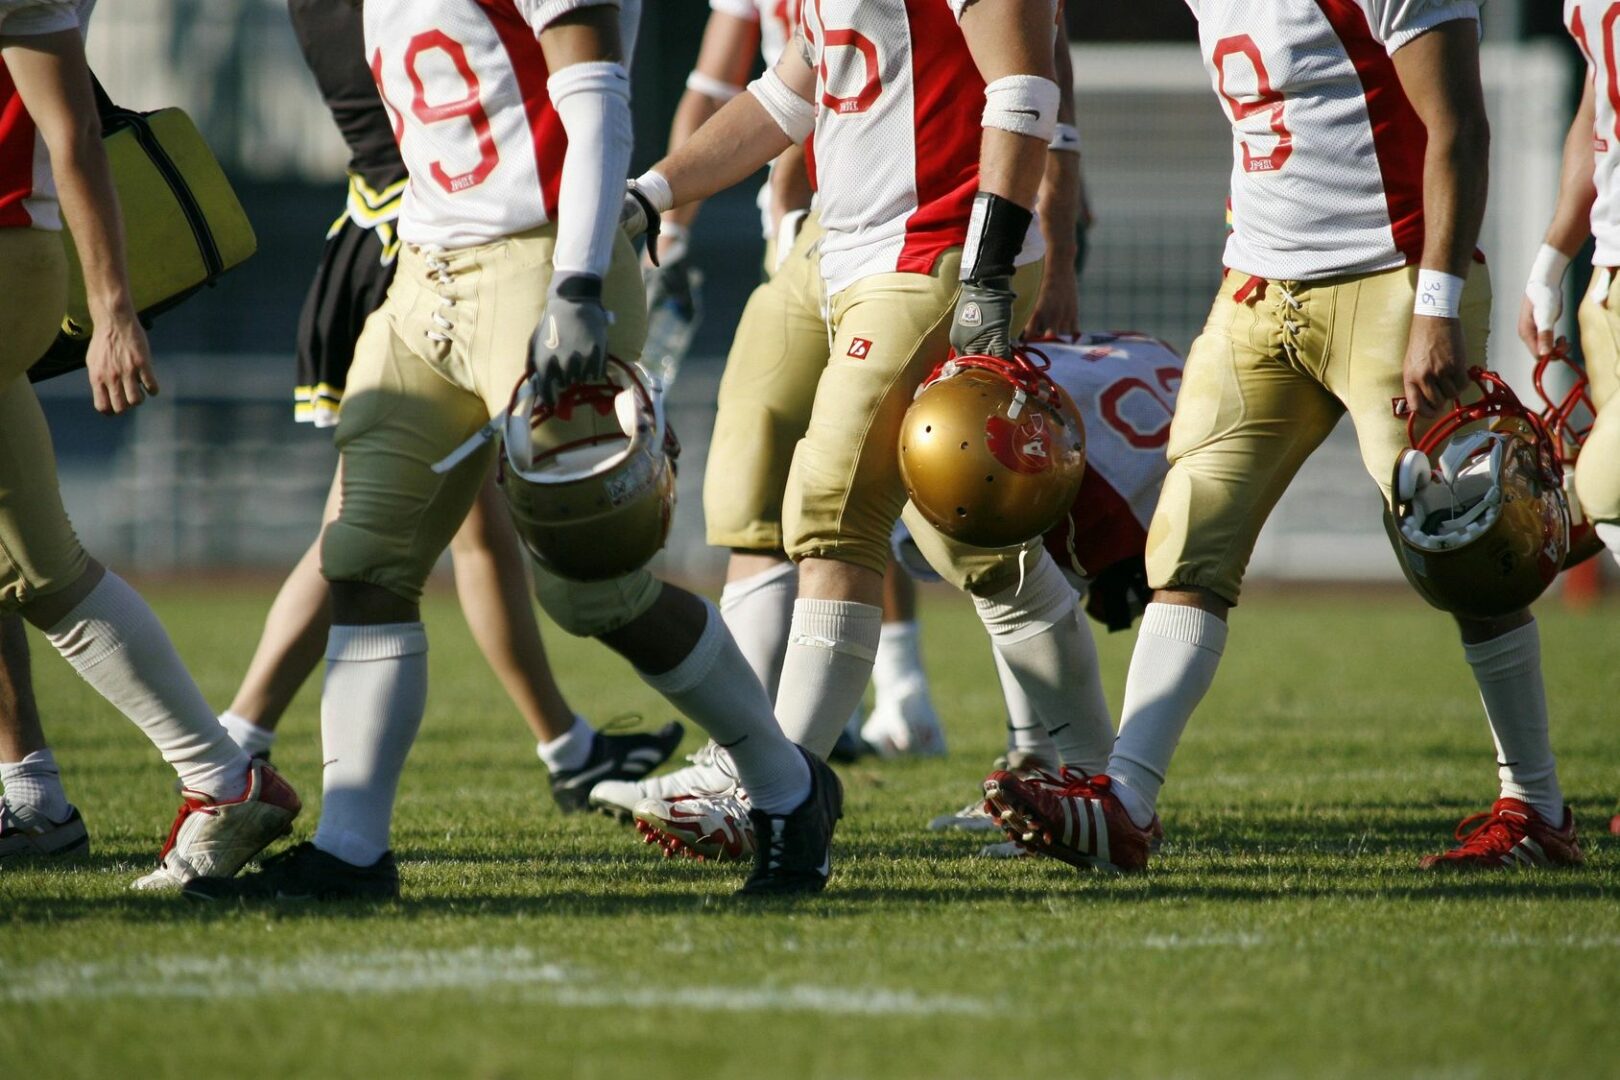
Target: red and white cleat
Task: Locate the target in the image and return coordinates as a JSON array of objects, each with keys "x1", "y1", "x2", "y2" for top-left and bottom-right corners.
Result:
[
  {"x1": 1419, "y1": 798, "x2": 1583, "y2": 870},
  {"x1": 633, "y1": 789, "x2": 755, "y2": 862},
  {"x1": 981, "y1": 770, "x2": 1157, "y2": 873},
  {"x1": 131, "y1": 759, "x2": 302, "y2": 891}
]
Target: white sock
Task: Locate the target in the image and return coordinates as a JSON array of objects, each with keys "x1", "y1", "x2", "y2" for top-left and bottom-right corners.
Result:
[
  {"x1": 1464, "y1": 621, "x2": 1564, "y2": 824},
  {"x1": 312, "y1": 623, "x2": 428, "y2": 868},
  {"x1": 219, "y1": 711, "x2": 276, "y2": 758},
  {"x1": 973, "y1": 553, "x2": 1112, "y2": 774},
  {"x1": 637, "y1": 599, "x2": 809, "y2": 814},
  {"x1": 775, "y1": 599, "x2": 883, "y2": 760},
  {"x1": 718, "y1": 561, "x2": 798, "y2": 700},
  {"x1": 536, "y1": 715, "x2": 595, "y2": 773},
  {"x1": 1597, "y1": 521, "x2": 1620, "y2": 569},
  {"x1": 1107, "y1": 603, "x2": 1228, "y2": 827},
  {"x1": 992, "y1": 646, "x2": 1058, "y2": 765},
  {"x1": 0, "y1": 748, "x2": 71, "y2": 826},
  {"x1": 45, "y1": 572, "x2": 247, "y2": 800},
  {"x1": 873, "y1": 620, "x2": 927, "y2": 699}
]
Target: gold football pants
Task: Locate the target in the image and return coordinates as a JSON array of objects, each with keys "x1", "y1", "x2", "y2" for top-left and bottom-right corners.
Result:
[
  {"x1": 1575, "y1": 270, "x2": 1620, "y2": 524},
  {"x1": 0, "y1": 228, "x2": 90, "y2": 612},
  {"x1": 322, "y1": 226, "x2": 660, "y2": 635},
  {"x1": 1146, "y1": 262, "x2": 1491, "y2": 604}
]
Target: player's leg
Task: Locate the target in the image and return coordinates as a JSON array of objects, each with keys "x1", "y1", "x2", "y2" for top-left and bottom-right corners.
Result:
[
  {"x1": 1340, "y1": 266, "x2": 1575, "y2": 866},
  {"x1": 0, "y1": 612, "x2": 86, "y2": 858},
  {"x1": 0, "y1": 229, "x2": 293, "y2": 885},
  {"x1": 1575, "y1": 270, "x2": 1620, "y2": 566},
  {"x1": 862, "y1": 562, "x2": 947, "y2": 757},
  {"x1": 446, "y1": 466, "x2": 683, "y2": 810}
]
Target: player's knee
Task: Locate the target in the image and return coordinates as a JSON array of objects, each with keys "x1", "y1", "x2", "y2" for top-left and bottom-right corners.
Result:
[
  {"x1": 320, "y1": 519, "x2": 427, "y2": 607},
  {"x1": 971, "y1": 549, "x2": 1078, "y2": 643},
  {"x1": 532, "y1": 568, "x2": 661, "y2": 638},
  {"x1": 703, "y1": 403, "x2": 788, "y2": 549},
  {"x1": 0, "y1": 539, "x2": 90, "y2": 618},
  {"x1": 1575, "y1": 449, "x2": 1620, "y2": 525}
]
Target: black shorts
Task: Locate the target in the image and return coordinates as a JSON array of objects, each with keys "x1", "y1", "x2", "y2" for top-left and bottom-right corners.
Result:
[{"x1": 295, "y1": 212, "x2": 398, "y2": 426}]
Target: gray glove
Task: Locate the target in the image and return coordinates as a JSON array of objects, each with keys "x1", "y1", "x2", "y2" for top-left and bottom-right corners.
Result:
[
  {"x1": 532, "y1": 275, "x2": 609, "y2": 405},
  {"x1": 950, "y1": 277, "x2": 1017, "y2": 358}
]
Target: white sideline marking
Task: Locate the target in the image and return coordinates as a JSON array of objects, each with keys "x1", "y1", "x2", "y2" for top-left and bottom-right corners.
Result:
[{"x1": 0, "y1": 946, "x2": 983, "y2": 1016}]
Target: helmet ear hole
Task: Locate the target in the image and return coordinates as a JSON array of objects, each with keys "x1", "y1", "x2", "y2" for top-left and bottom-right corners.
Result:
[{"x1": 1394, "y1": 449, "x2": 1430, "y2": 503}]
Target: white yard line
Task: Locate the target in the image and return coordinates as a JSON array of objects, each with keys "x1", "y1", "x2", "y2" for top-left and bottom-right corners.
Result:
[{"x1": 0, "y1": 946, "x2": 983, "y2": 1017}]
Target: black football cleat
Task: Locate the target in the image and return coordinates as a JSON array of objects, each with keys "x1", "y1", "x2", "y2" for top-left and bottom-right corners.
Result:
[
  {"x1": 181, "y1": 842, "x2": 399, "y2": 903},
  {"x1": 549, "y1": 721, "x2": 685, "y2": 813},
  {"x1": 737, "y1": 748, "x2": 843, "y2": 897},
  {"x1": 828, "y1": 724, "x2": 872, "y2": 764}
]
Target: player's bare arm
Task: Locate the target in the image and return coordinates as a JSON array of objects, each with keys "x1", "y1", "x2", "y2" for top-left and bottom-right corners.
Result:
[
  {"x1": 1520, "y1": 77, "x2": 1598, "y2": 358},
  {"x1": 767, "y1": 141, "x2": 813, "y2": 267},
  {"x1": 952, "y1": 0, "x2": 1061, "y2": 357},
  {"x1": 533, "y1": 6, "x2": 631, "y2": 403},
  {"x1": 655, "y1": 9, "x2": 760, "y2": 262},
  {"x1": 1, "y1": 28, "x2": 156, "y2": 416},
  {"x1": 1028, "y1": 30, "x2": 1082, "y2": 340},
  {"x1": 1391, "y1": 19, "x2": 1489, "y2": 419}
]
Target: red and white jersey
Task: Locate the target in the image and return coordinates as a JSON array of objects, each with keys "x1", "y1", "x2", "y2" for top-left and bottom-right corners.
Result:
[
  {"x1": 1185, "y1": 0, "x2": 1479, "y2": 282},
  {"x1": 799, "y1": 0, "x2": 1044, "y2": 296},
  {"x1": 365, "y1": 0, "x2": 638, "y2": 250},
  {"x1": 709, "y1": 0, "x2": 797, "y2": 67},
  {"x1": 0, "y1": 0, "x2": 91, "y2": 231},
  {"x1": 1035, "y1": 333, "x2": 1182, "y2": 579},
  {"x1": 1567, "y1": 0, "x2": 1620, "y2": 267}
]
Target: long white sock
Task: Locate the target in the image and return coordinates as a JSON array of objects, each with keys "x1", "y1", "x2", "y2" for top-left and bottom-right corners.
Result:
[
  {"x1": 45, "y1": 572, "x2": 247, "y2": 800},
  {"x1": 992, "y1": 646, "x2": 1058, "y2": 765},
  {"x1": 0, "y1": 748, "x2": 71, "y2": 826},
  {"x1": 219, "y1": 711, "x2": 276, "y2": 758},
  {"x1": 638, "y1": 599, "x2": 809, "y2": 814},
  {"x1": 973, "y1": 553, "x2": 1112, "y2": 774},
  {"x1": 312, "y1": 623, "x2": 428, "y2": 868},
  {"x1": 1107, "y1": 603, "x2": 1228, "y2": 827},
  {"x1": 775, "y1": 599, "x2": 883, "y2": 759},
  {"x1": 718, "y1": 561, "x2": 798, "y2": 700},
  {"x1": 873, "y1": 620, "x2": 927, "y2": 699},
  {"x1": 1464, "y1": 620, "x2": 1564, "y2": 824},
  {"x1": 535, "y1": 714, "x2": 594, "y2": 773},
  {"x1": 1597, "y1": 521, "x2": 1620, "y2": 569}
]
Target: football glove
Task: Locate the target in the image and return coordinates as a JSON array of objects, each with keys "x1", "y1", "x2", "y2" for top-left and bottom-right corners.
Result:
[
  {"x1": 950, "y1": 277, "x2": 1017, "y2": 359},
  {"x1": 532, "y1": 275, "x2": 610, "y2": 405}
]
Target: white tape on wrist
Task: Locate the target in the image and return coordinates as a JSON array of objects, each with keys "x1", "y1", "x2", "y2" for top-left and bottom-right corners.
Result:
[
  {"x1": 1049, "y1": 123, "x2": 1081, "y2": 154},
  {"x1": 747, "y1": 68, "x2": 815, "y2": 144},
  {"x1": 632, "y1": 170, "x2": 675, "y2": 213},
  {"x1": 1414, "y1": 269, "x2": 1465, "y2": 320},
  {"x1": 1525, "y1": 243, "x2": 1572, "y2": 334},
  {"x1": 686, "y1": 70, "x2": 744, "y2": 103},
  {"x1": 982, "y1": 75, "x2": 1060, "y2": 142}
]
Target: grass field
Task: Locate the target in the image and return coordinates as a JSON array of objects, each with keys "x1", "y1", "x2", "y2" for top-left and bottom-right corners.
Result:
[{"x1": 2, "y1": 583, "x2": 1618, "y2": 1079}]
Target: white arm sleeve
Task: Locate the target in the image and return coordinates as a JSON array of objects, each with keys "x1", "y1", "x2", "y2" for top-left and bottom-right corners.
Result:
[
  {"x1": 549, "y1": 60, "x2": 634, "y2": 279},
  {"x1": 516, "y1": 0, "x2": 620, "y2": 34},
  {"x1": 708, "y1": 0, "x2": 760, "y2": 21},
  {"x1": 0, "y1": 0, "x2": 80, "y2": 35},
  {"x1": 1361, "y1": 0, "x2": 1480, "y2": 55},
  {"x1": 747, "y1": 66, "x2": 815, "y2": 144}
]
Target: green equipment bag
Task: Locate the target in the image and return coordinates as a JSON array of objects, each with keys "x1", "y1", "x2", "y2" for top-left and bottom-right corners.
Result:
[{"x1": 28, "y1": 78, "x2": 257, "y2": 382}]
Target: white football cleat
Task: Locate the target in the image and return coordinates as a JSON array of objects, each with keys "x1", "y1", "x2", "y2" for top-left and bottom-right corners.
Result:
[
  {"x1": 130, "y1": 759, "x2": 301, "y2": 891},
  {"x1": 0, "y1": 800, "x2": 89, "y2": 861},
  {"x1": 928, "y1": 798, "x2": 1000, "y2": 833},
  {"x1": 633, "y1": 788, "x2": 755, "y2": 862},
  {"x1": 976, "y1": 840, "x2": 1033, "y2": 859},
  {"x1": 588, "y1": 740, "x2": 735, "y2": 821},
  {"x1": 861, "y1": 685, "x2": 947, "y2": 759}
]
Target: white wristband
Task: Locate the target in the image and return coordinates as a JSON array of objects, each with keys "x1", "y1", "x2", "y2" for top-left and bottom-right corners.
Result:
[
  {"x1": 1526, "y1": 243, "x2": 1572, "y2": 335},
  {"x1": 632, "y1": 169, "x2": 675, "y2": 213},
  {"x1": 982, "y1": 74, "x2": 1060, "y2": 142},
  {"x1": 1414, "y1": 269, "x2": 1465, "y2": 320},
  {"x1": 686, "y1": 70, "x2": 744, "y2": 103},
  {"x1": 747, "y1": 68, "x2": 815, "y2": 144},
  {"x1": 1049, "y1": 123, "x2": 1082, "y2": 154}
]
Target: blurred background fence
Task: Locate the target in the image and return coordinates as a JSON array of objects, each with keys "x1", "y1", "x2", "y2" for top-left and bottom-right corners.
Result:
[{"x1": 38, "y1": 1, "x2": 1602, "y2": 593}]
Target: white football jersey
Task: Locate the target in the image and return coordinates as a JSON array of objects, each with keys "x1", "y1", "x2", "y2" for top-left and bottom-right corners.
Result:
[
  {"x1": 1566, "y1": 0, "x2": 1620, "y2": 267},
  {"x1": 1185, "y1": 0, "x2": 1480, "y2": 282},
  {"x1": 708, "y1": 0, "x2": 796, "y2": 67},
  {"x1": 366, "y1": 0, "x2": 638, "y2": 250},
  {"x1": 800, "y1": 0, "x2": 1043, "y2": 296},
  {"x1": 1034, "y1": 333, "x2": 1182, "y2": 578},
  {"x1": 0, "y1": 0, "x2": 91, "y2": 231}
]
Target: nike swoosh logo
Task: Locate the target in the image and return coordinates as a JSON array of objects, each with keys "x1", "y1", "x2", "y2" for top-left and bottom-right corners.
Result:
[
  {"x1": 544, "y1": 318, "x2": 560, "y2": 351},
  {"x1": 817, "y1": 854, "x2": 831, "y2": 877},
  {"x1": 1010, "y1": 108, "x2": 1039, "y2": 118}
]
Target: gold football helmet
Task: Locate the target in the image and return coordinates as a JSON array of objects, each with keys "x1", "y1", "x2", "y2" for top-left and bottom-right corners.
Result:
[
  {"x1": 1390, "y1": 368, "x2": 1569, "y2": 619},
  {"x1": 500, "y1": 357, "x2": 678, "y2": 581},
  {"x1": 1531, "y1": 339, "x2": 1605, "y2": 568},
  {"x1": 899, "y1": 348, "x2": 1085, "y2": 549}
]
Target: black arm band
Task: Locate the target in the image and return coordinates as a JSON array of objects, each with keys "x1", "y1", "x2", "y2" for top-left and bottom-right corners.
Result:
[
  {"x1": 551, "y1": 273, "x2": 603, "y2": 302},
  {"x1": 960, "y1": 191, "x2": 1034, "y2": 282}
]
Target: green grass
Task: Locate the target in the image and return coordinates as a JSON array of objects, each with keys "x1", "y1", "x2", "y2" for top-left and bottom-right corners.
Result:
[{"x1": 2, "y1": 584, "x2": 1618, "y2": 1079}]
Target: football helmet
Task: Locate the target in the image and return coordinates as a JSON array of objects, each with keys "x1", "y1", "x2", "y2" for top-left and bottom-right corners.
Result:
[
  {"x1": 1389, "y1": 368, "x2": 1569, "y2": 619},
  {"x1": 500, "y1": 357, "x2": 678, "y2": 581},
  {"x1": 1531, "y1": 339, "x2": 1605, "y2": 568},
  {"x1": 899, "y1": 349, "x2": 1086, "y2": 548}
]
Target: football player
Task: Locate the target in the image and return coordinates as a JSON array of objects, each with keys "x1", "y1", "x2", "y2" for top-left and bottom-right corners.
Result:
[
  {"x1": 984, "y1": 0, "x2": 1581, "y2": 873},
  {"x1": 620, "y1": 0, "x2": 1117, "y2": 842},
  {"x1": 1518, "y1": 0, "x2": 1620, "y2": 571},
  {"x1": 212, "y1": 0, "x2": 685, "y2": 813},
  {"x1": 186, "y1": 0, "x2": 838, "y2": 902},
  {"x1": 0, "y1": 0, "x2": 301, "y2": 884}
]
